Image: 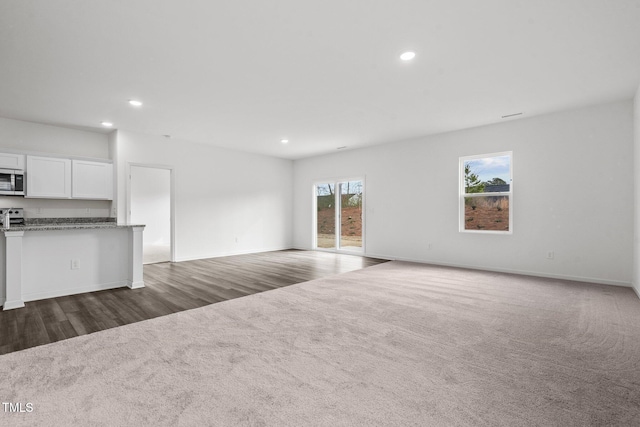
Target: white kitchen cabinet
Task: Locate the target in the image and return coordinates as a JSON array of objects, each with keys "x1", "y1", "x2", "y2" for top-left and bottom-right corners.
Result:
[
  {"x1": 72, "y1": 159, "x2": 113, "y2": 200},
  {"x1": 26, "y1": 155, "x2": 71, "y2": 198},
  {"x1": 0, "y1": 153, "x2": 25, "y2": 170}
]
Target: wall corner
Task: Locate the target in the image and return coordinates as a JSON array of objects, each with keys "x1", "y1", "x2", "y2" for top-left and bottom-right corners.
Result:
[{"x1": 633, "y1": 84, "x2": 640, "y2": 298}]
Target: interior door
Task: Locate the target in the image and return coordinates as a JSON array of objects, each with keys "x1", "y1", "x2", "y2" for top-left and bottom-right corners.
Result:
[{"x1": 130, "y1": 165, "x2": 172, "y2": 264}]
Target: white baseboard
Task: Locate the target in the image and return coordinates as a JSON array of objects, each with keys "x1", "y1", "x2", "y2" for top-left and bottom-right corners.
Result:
[
  {"x1": 3, "y1": 299, "x2": 25, "y2": 310},
  {"x1": 22, "y1": 281, "x2": 129, "y2": 303},
  {"x1": 174, "y1": 246, "x2": 293, "y2": 263},
  {"x1": 128, "y1": 280, "x2": 145, "y2": 289},
  {"x1": 364, "y1": 252, "x2": 632, "y2": 288},
  {"x1": 279, "y1": 248, "x2": 632, "y2": 288},
  {"x1": 633, "y1": 285, "x2": 640, "y2": 299}
]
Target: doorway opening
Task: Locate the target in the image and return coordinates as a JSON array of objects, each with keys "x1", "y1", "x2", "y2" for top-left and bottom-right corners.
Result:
[
  {"x1": 128, "y1": 164, "x2": 174, "y2": 264},
  {"x1": 314, "y1": 179, "x2": 364, "y2": 253}
]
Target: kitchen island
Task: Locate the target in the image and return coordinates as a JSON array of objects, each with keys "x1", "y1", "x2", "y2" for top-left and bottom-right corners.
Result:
[{"x1": 1, "y1": 219, "x2": 144, "y2": 310}]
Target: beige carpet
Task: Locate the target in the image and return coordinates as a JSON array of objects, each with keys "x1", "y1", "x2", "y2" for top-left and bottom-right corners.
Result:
[{"x1": 1, "y1": 261, "x2": 640, "y2": 426}]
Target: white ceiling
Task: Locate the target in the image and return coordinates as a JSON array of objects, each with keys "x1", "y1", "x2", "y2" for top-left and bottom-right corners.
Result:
[{"x1": 1, "y1": 1, "x2": 640, "y2": 159}]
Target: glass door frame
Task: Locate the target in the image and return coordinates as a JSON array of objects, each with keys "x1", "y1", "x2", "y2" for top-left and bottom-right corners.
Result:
[{"x1": 312, "y1": 177, "x2": 365, "y2": 254}]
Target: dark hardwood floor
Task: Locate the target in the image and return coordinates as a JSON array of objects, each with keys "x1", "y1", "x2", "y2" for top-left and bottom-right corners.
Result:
[{"x1": 0, "y1": 250, "x2": 387, "y2": 355}]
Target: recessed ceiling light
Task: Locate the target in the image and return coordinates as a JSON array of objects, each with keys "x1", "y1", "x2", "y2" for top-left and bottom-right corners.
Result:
[
  {"x1": 400, "y1": 51, "x2": 416, "y2": 61},
  {"x1": 280, "y1": 139, "x2": 289, "y2": 144},
  {"x1": 101, "y1": 121, "x2": 113, "y2": 127},
  {"x1": 128, "y1": 99, "x2": 143, "y2": 107}
]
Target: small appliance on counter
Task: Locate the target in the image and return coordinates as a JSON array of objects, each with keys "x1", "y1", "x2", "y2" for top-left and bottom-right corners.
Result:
[{"x1": 0, "y1": 208, "x2": 25, "y2": 228}]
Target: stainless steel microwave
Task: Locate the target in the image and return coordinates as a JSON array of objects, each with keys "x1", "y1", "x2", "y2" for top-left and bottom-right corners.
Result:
[{"x1": 0, "y1": 168, "x2": 25, "y2": 196}]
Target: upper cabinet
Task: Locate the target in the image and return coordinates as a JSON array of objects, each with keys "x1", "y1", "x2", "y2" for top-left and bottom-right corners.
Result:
[
  {"x1": 0, "y1": 153, "x2": 25, "y2": 170},
  {"x1": 26, "y1": 155, "x2": 113, "y2": 200},
  {"x1": 26, "y1": 155, "x2": 72, "y2": 199},
  {"x1": 71, "y1": 159, "x2": 113, "y2": 200}
]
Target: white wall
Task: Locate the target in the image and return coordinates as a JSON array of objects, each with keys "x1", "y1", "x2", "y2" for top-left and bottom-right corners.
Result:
[
  {"x1": 634, "y1": 85, "x2": 640, "y2": 297},
  {"x1": 21, "y1": 228, "x2": 131, "y2": 301},
  {"x1": 115, "y1": 130, "x2": 293, "y2": 261},
  {"x1": 0, "y1": 117, "x2": 112, "y2": 217},
  {"x1": 0, "y1": 117, "x2": 109, "y2": 158},
  {"x1": 130, "y1": 166, "x2": 170, "y2": 246},
  {"x1": 0, "y1": 235, "x2": 4, "y2": 303},
  {"x1": 294, "y1": 101, "x2": 634, "y2": 286}
]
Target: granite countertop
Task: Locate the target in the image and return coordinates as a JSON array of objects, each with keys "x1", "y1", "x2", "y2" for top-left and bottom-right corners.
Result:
[
  {"x1": 1, "y1": 218, "x2": 144, "y2": 232},
  {"x1": 3, "y1": 223, "x2": 145, "y2": 231}
]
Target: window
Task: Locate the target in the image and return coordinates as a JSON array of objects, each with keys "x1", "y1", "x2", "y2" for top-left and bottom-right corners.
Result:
[
  {"x1": 314, "y1": 179, "x2": 364, "y2": 251},
  {"x1": 460, "y1": 152, "x2": 512, "y2": 233}
]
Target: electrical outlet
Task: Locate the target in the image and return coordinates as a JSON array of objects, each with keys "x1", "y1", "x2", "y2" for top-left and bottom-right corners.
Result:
[
  {"x1": 35, "y1": 208, "x2": 43, "y2": 215},
  {"x1": 71, "y1": 259, "x2": 80, "y2": 270},
  {"x1": 235, "y1": 237, "x2": 239, "y2": 243},
  {"x1": 85, "y1": 208, "x2": 91, "y2": 214},
  {"x1": 427, "y1": 243, "x2": 432, "y2": 250},
  {"x1": 546, "y1": 251, "x2": 554, "y2": 260}
]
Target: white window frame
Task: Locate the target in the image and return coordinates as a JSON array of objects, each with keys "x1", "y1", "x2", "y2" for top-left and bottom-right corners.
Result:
[
  {"x1": 312, "y1": 177, "x2": 365, "y2": 253},
  {"x1": 459, "y1": 151, "x2": 513, "y2": 234}
]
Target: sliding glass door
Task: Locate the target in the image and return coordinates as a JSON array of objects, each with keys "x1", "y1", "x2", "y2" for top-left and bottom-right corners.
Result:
[
  {"x1": 315, "y1": 179, "x2": 363, "y2": 252},
  {"x1": 315, "y1": 183, "x2": 336, "y2": 249},
  {"x1": 338, "y1": 180, "x2": 363, "y2": 250}
]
